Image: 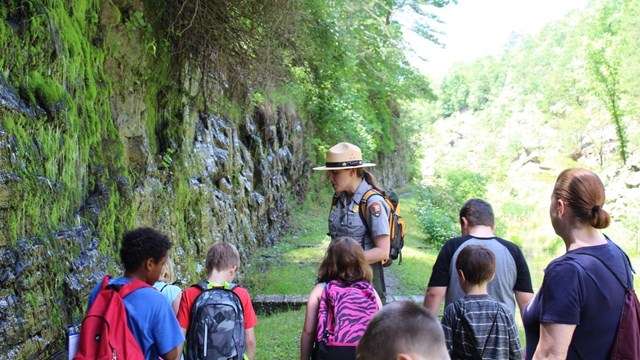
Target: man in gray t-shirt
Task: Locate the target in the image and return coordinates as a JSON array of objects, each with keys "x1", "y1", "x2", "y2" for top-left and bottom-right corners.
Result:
[{"x1": 423, "y1": 198, "x2": 534, "y2": 321}]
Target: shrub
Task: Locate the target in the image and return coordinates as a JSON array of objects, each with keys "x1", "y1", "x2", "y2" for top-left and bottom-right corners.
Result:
[{"x1": 417, "y1": 169, "x2": 488, "y2": 248}]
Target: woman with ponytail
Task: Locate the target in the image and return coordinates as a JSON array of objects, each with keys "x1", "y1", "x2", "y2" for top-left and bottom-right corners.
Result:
[{"x1": 523, "y1": 168, "x2": 635, "y2": 359}]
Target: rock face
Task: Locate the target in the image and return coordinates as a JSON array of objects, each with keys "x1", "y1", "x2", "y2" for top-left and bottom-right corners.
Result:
[
  {"x1": 0, "y1": 103, "x2": 310, "y2": 359},
  {"x1": 0, "y1": 2, "x2": 408, "y2": 358},
  {"x1": 0, "y1": 2, "x2": 306, "y2": 358}
]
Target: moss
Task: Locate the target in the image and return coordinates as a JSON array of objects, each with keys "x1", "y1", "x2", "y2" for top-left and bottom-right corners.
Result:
[{"x1": 0, "y1": 0, "x2": 139, "y2": 260}]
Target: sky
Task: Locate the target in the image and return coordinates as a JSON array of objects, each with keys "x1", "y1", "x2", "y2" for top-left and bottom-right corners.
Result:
[{"x1": 402, "y1": 0, "x2": 589, "y2": 77}]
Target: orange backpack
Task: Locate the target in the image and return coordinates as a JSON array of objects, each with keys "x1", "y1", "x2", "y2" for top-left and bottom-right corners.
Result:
[{"x1": 359, "y1": 188, "x2": 406, "y2": 266}]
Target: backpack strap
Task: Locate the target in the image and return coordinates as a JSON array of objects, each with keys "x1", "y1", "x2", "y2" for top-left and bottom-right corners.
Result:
[
  {"x1": 358, "y1": 189, "x2": 390, "y2": 234},
  {"x1": 320, "y1": 282, "x2": 329, "y2": 342},
  {"x1": 100, "y1": 274, "x2": 150, "y2": 298},
  {"x1": 454, "y1": 300, "x2": 501, "y2": 358},
  {"x1": 453, "y1": 301, "x2": 480, "y2": 357},
  {"x1": 110, "y1": 279, "x2": 151, "y2": 298},
  {"x1": 99, "y1": 274, "x2": 112, "y2": 291},
  {"x1": 571, "y1": 247, "x2": 633, "y2": 290},
  {"x1": 193, "y1": 281, "x2": 237, "y2": 291},
  {"x1": 479, "y1": 307, "x2": 500, "y2": 358},
  {"x1": 193, "y1": 281, "x2": 209, "y2": 292}
]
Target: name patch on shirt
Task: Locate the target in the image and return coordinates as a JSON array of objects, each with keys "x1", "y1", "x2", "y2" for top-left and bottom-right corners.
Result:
[{"x1": 369, "y1": 202, "x2": 382, "y2": 217}]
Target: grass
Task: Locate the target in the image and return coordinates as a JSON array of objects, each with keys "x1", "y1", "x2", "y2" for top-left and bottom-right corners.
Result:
[
  {"x1": 386, "y1": 189, "x2": 438, "y2": 295},
  {"x1": 254, "y1": 308, "x2": 307, "y2": 359}
]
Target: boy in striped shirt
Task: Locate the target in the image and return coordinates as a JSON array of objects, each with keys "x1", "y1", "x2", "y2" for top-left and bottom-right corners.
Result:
[{"x1": 441, "y1": 245, "x2": 523, "y2": 359}]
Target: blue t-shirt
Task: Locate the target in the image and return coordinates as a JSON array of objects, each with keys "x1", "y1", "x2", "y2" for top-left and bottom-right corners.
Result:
[
  {"x1": 88, "y1": 277, "x2": 185, "y2": 360},
  {"x1": 522, "y1": 239, "x2": 631, "y2": 359}
]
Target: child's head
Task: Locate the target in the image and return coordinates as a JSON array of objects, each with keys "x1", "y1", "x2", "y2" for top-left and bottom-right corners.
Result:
[
  {"x1": 205, "y1": 241, "x2": 241, "y2": 275},
  {"x1": 356, "y1": 301, "x2": 449, "y2": 360},
  {"x1": 456, "y1": 245, "x2": 495, "y2": 287},
  {"x1": 159, "y1": 256, "x2": 176, "y2": 283},
  {"x1": 318, "y1": 237, "x2": 372, "y2": 283},
  {"x1": 120, "y1": 227, "x2": 172, "y2": 282}
]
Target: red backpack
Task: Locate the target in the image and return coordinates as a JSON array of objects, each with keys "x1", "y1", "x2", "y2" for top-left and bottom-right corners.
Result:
[{"x1": 74, "y1": 275, "x2": 150, "y2": 360}]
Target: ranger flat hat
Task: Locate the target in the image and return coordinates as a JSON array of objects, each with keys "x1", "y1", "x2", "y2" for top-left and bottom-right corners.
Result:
[{"x1": 312, "y1": 142, "x2": 376, "y2": 171}]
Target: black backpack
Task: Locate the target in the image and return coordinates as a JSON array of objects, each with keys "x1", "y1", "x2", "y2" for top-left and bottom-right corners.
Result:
[
  {"x1": 358, "y1": 188, "x2": 406, "y2": 266},
  {"x1": 186, "y1": 282, "x2": 245, "y2": 360}
]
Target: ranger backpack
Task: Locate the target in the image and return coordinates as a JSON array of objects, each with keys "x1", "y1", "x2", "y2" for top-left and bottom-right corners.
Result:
[
  {"x1": 185, "y1": 281, "x2": 245, "y2": 360},
  {"x1": 359, "y1": 188, "x2": 406, "y2": 266},
  {"x1": 74, "y1": 275, "x2": 149, "y2": 360}
]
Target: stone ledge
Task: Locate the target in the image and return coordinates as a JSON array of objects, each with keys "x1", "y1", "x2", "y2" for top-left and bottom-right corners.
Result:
[{"x1": 252, "y1": 294, "x2": 423, "y2": 315}]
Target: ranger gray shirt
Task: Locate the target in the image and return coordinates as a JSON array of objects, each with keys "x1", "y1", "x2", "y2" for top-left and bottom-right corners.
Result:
[{"x1": 328, "y1": 179, "x2": 390, "y2": 249}]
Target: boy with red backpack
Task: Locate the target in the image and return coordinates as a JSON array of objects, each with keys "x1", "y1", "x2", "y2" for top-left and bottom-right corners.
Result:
[{"x1": 75, "y1": 227, "x2": 184, "y2": 360}]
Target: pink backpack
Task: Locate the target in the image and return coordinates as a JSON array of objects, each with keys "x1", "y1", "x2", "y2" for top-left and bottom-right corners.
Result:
[{"x1": 316, "y1": 280, "x2": 379, "y2": 347}]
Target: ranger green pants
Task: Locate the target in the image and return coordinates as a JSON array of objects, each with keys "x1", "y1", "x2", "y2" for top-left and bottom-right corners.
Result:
[{"x1": 371, "y1": 262, "x2": 387, "y2": 305}]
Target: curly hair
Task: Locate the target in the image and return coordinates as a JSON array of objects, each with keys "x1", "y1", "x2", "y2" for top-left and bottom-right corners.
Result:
[
  {"x1": 317, "y1": 237, "x2": 372, "y2": 283},
  {"x1": 120, "y1": 227, "x2": 172, "y2": 272}
]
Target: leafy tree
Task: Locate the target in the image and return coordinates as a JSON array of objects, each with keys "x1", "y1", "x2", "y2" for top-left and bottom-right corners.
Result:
[
  {"x1": 438, "y1": 71, "x2": 469, "y2": 117},
  {"x1": 586, "y1": 0, "x2": 628, "y2": 164},
  {"x1": 293, "y1": 0, "x2": 445, "y2": 162}
]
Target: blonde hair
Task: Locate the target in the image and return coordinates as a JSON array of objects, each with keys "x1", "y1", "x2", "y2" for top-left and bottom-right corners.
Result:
[
  {"x1": 205, "y1": 242, "x2": 241, "y2": 274},
  {"x1": 160, "y1": 257, "x2": 176, "y2": 283}
]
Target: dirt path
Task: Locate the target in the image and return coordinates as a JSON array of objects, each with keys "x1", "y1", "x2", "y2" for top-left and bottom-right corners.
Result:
[{"x1": 383, "y1": 266, "x2": 400, "y2": 296}]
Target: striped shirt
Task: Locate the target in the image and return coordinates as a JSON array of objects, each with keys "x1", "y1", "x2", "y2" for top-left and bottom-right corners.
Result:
[{"x1": 441, "y1": 295, "x2": 522, "y2": 360}]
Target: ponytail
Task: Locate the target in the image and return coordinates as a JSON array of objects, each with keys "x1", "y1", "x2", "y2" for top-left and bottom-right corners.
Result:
[{"x1": 360, "y1": 169, "x2": 384, "y2": 193}]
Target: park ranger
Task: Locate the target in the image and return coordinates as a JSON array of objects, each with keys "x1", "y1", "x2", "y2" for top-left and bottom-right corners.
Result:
[{"x1": 313, "y1": 142, "x2": 391, "y2": 304}]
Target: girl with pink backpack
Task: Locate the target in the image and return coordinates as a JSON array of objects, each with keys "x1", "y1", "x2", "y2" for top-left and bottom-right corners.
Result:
[{"x1": 300, "y1": 237, "x2": 382, "y2": 360}]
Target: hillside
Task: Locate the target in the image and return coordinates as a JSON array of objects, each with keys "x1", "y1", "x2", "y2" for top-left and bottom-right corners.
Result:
[{"x1": 410, "y1": 0, "x2": 640, "y2": 279}]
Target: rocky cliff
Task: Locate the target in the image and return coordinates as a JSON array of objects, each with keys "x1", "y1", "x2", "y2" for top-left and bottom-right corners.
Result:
[
  {"x1": 0, "y1": 2, "x2": 311, "y2": 358},
  {"x1": 0, "y1": 1, "x2": 411, "y2": 358}
]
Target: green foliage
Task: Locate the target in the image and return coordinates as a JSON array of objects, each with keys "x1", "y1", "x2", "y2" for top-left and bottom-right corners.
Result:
[
  {"x1": 439, "y1": 72, "x2": 469, "y2": 117},
  {"x1": 586, "y1": 0, "x2": 628, "y2": 164},
  {"x1": 437, "y1": 57, "x2": 506, "y2": 118},
  {"x1": 0, "y1": 1, "x2": 135, "y2": 247},
  {"x1": 416, "y1": 169, "x2": 488, "y2": 248},
  {"x1": 289, "y1": 0, "x2": 436, "y2": 168},
  {"x1": 433, "y1": 0, "x2": 640, "y2": 167}
]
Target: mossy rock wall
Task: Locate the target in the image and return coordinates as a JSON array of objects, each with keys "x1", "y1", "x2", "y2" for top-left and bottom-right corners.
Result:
[{"x1": 0, "y1": 1, "x2": 309, "y2": 358}]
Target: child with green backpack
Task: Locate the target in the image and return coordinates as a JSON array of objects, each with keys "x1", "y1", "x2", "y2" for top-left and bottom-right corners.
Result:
[{"x1": 176, "y1": 242, "x2": 258, "y2": 360}]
